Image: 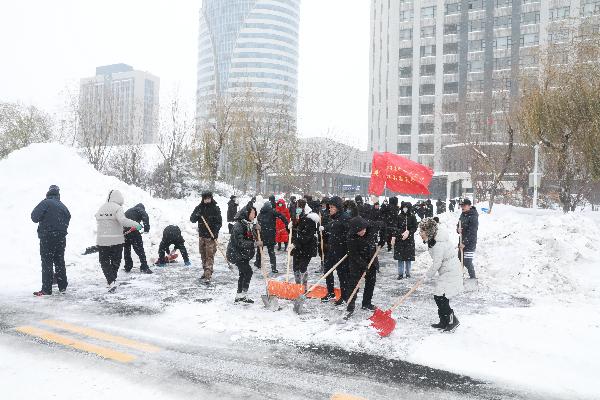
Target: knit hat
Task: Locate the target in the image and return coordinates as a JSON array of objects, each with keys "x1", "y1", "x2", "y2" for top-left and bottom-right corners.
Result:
[
  {"x1": 419, "y1": 217, "x2": 438, "y2": 240},
  {"x1": 46, "y1": 185, "x2": 60, "y2": 197}
]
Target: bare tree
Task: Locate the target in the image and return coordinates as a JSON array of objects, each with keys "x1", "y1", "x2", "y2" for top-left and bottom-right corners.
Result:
[{"x1": 0, "y1": 102, "x2": 53, "y2": 159}]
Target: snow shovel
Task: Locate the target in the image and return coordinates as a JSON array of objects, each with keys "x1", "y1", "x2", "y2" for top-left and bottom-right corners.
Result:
[
  {"x1": 81, "y1": 226, "x2": 139, "y2": 255},
  {"x1": 345, "y1": 246, "x2": 383, "y2": 310},
  {"x1": 293, "y1": 254, "x2": 349, "y2": 314},
  {"x1": 318, "y1": 214, "x2": 325, "y2": 273},
  {"x1": 201, "y1": 215, "x2": 233, "y2": 271},
  {"x1": 256, "y1": 230, "x2": 279, "y2": 310},
  {"x1": 267, "y1": 224, "x2": 305, "y2": 300},
  {"x1": 369, "y1": 278, "x2": 424, "y2": 337}
]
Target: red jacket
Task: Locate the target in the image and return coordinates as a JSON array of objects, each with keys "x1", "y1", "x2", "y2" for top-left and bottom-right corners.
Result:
[{"x1": 275, "y1": 199, "x2": 290, "y2": 243}]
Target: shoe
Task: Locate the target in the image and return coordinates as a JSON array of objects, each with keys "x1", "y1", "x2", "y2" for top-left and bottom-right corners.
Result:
[
  {"x1": 406, "y1": 273, "x2": 411, "y2": 278},
  {"x1": 334, "y1": 298, "x2": 345, "y2": 306},
  {"x1": 321, "y1": 292, "x2": 336, "y2": 302},
  {"x1": 443, "y1": 312, "x2": 460, "y2": 332},
  {"x1": 361, "y1": 303, "x2": 376, "y2": 311},
  {"x1": 397, "y1": 275, "x2": 403, "y2": 280},
  {"x1": 59, "y1": 288, "x2": 67, "y2": 295},
  {"x1": 271, "y1": 267, "x2": 279, "y2": 273},
  {"x1": 107, "y1": 281, "x2": 117, "y2": 293},
  {"x1": 184, "y1": 261, "x2": 191, "y2": 266},
  {"x1": 431, "y1": 312, "x2": 447, "y2": 329},
  {"x1": 33, "y1": 290, "x2": 51, "y2": 297},
  {"x1": 141, "y1": 268, "x2": 153, "y2": 274},
  {"x1": 241, "y1": 297, "x2": 254, "y2": 304},
  {"x1": 124, "y1": 267, "x2": 132, "y2": 273},
  {"x1": 235, "y1": 293, "x2": 244, "y2": 303}
]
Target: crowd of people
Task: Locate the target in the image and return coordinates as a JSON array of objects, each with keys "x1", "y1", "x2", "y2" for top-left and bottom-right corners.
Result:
[{"x1": 30, "y1": 186, "x2": 479, "y2": 331}]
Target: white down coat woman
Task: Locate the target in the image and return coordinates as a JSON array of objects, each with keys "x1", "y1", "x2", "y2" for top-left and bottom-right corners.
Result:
[
  {"x1": 95, "y1": 190, "x2": 138, "y2": 246},
  {"x1": 424, "y1": 227, "x2": 463, "y2": 298}
]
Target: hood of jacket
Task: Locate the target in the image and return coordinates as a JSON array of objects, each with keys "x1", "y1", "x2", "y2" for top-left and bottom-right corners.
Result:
[
  {"x1": 235, "y1": 206, "x2": 255, "y2": 222},
  {"x1": 400, "y1": 201, "x2": 413, "y2": 214},
  {"x1": 260, "y1": 201, "x2": 273, "y2": 214},
  {"x1": 389, "y1": 196, "x2": 398, "y2": 206},
  {"x1": 107, "y1": 190, "x2": 124, "y2": 206},
  {"x1": 463, "y1": 207, "x2": 479, "y2": 217},
  {"x1": 354, "y1": 195, "x2": 364, "y2": 205},
  {"x1": 135, "y1": 203, "x2": 145, "y2": 211},
  {"x1": 276, "y1": 198, "x2": 287, "y2": 208}
]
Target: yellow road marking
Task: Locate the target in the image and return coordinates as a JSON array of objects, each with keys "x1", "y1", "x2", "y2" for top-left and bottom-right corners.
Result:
[
  {"x1": 15, "y1": 325, "x2": 136, "y2": 363},
  {"x1": 40, "y1": 319, "x2": 160, "y2": 353},
  {"x1": 331, "y1": 394, "x2": 367, "y2": 400}
]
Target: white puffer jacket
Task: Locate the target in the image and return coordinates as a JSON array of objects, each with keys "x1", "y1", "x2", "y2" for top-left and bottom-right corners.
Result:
[
  {"x1": 95, "y1": 190, "x2": 138, "y2": 247},
  {"x1": 425, "y1": 227, "x2": 464, "y2": 298}
]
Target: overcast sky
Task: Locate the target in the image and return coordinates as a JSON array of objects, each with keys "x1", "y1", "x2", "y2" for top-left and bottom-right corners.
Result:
[{"x1": 0, "y1": 0, "x2": 370, "y2": 149}]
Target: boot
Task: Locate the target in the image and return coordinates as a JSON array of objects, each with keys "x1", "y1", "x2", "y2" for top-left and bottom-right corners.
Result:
[
  {"x1": 361, "y1": 303, "x2": 376, "y2": 311},
  {"x1": 321, "y1": 292, "x2": 336, "y2": 302},
  {"x1": 141, "y1": 267, "x2": 153, "y2": 274},
  {"x1": 294, "y1": 271, "x2": 302, "y2": 284},
  {"x1": 334, "y1": 297, "x2": 345, "y2": 306},
  {"x1": 300, "y1": 272, "x2": 308, "y2": 290},
  {"x1": 241, "y1": 290, "x2": 254, "y2": 303},
  {"x1": 234, "y1": 292, "x2": 244, "y2": 303},
  {"x1": 431, "y1": 310, "x2": 447, "y2": 329},
  {"x1": 443, "y1": 312, "x2": 460, "y2": 332},
  {"x1": 271, "y1": 265, "x2": 279, "y2": 273}
]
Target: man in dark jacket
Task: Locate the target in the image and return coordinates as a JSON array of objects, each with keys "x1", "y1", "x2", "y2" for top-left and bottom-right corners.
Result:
[
  {"x1": 158, "y1": 225, "x2": 190, "y2": 266},
  {"x1": 354, "y1": 195, "x2": 372, "y2": 220},
  {"x1": 457, "y1": 198, "x2": 479, "y2": 279},
  {"x1": 227, "y1": 205, "x2": 258, "y2": 303},
  {"x1": 291, "y1": 199, "x2": 319, "y2": 287},
  {"x1": 288, "y1": 196, "x2": 297, "y2": 222},
  {"x1": 449, "y1": 199, "x2": 456, "y2": 212},
  {"x1": 382, "y1": 196, "x2": 400, "y2": 251},
  {"x1": 123, "y1": 203, "x2": 152, "y2": 274},
  {"x1": 320, "y1": 196, "x2": 350, "y2": 302},
  {"x1": 255, "y1": 201, "x2": 288, "y2": 273},
  {"x1": 345, "y1": 216, "x2": 384, "y2": 314},
  {"x1": 227, "y1": 196, "x2": 238, "y2": 234},
  {"x1": 425, "y1": 199, "x2": 434, "y2": 218},
  {"x1": 31, "y1": 185, "x2": 71, "y2": 296},
  {"x1": 190, "y1": 191, "x2": 222, "y2": 281},
  {"x1": 436, "y1": 199, "x2": 446, "y2": 215}
]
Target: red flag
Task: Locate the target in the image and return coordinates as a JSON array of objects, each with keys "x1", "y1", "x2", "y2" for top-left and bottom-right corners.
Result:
[
  {"x1": 368, "y1": 152, "x2": 433, "y2": 195},
  {"x1": 368, "y1": 152, "x2": 387, "y2": 195}
]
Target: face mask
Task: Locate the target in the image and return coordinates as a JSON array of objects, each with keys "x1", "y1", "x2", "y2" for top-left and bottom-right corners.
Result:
[
  {"x1": 296, "y1": 209, "x2": 302, "y2": 216},
  {"x1": 403, "y1": 207, "x2": 408, "y2": 213}
]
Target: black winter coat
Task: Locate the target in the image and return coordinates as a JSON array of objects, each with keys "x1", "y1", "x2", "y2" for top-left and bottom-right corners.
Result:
[
  {"x1": 323, "y1": 211, "x2": 350, "y2": 260},
  {"x1": 382, "y1": 204, "x2": 400, "y2": 229},
  {"x1": 292, "y1": 212, "x2": 319, "y2": 259},
  {"x1": 31, "y1": 194, "x2": 71, "y2": 238},
  {"x1": 190, "y1": 201, "x2": 222, "y2": 239},
  {"x1": 257, "y1": 202, "x2": 287, "y2": 246},
  {"x1": 227, "y1": 208, "x2": 257, "y2": 264},
  {"x1": 425, "y1": 202, "x2": 434, "y2": 218},
  {"x1": 458, "y1": 207, "x2": 479, "y2": 252},
  {"x1": 161, "y1": 225, "x2": 184, "y2": 245},
  {"x1": 347, "y1": 217, "x2": 381, "y2": 273},
  {"x1": 227, "y1": 200, "x2": 238, "y2": 223},
  {"x1": 393, "y1": 210, "x2": 418, "y2": 261},
  {"x1": 125, "y1": 203, "x2": 150, "y2": 232}
]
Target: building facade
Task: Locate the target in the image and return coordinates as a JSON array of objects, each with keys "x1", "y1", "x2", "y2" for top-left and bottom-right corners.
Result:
[
  {"x1": 368, "y1": 0, "x2": 600, "y2": 171},
  {"x1": 196, "y1": 0, "x2": 300, "y2": 123},
  {"x1": 79, "y1": 64, "x2": 159, "y2": 145}
]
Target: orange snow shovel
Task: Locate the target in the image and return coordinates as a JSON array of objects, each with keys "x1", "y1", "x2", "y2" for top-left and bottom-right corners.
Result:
[
  {"x1": 266, "y1": 223, "x2": 305, "y2": 300},
  {"x1": 369, "y1": 278, "x2": 424, "y2": 337},
  {"x1": 293, "y1": 254, "x2": 349, "y2": 314}
]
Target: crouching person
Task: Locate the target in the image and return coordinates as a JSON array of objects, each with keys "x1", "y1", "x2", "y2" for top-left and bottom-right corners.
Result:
[
  {"x1": 157, "y1": 225, "x2": 191, "y2": 266},
  {"x1": 95, "y1": 190, "x2": 140, "y2": 292},
  {"x1": 226, "y1": 205, "x2": 259, "y2": 303},
  {"x1": 419, "y1": 218, "x2": 463, "y2": 332}
]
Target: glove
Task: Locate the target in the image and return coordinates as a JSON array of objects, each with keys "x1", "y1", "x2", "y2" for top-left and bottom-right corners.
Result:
[
  {"x1": 144, "y1": 226, "x2": 150, "y2": 233},
  {"x1": 401, "y1": 230, "x2": 409, "y2": 240},
  {"x1": 136, "y1": 224, "x2": 143, "y2": 232},
  {"x1": 184, "y1": 261, "x2": 191, "y2": 266},
  {"x1": 319, "y1": 225, "x2": 325, "y2": 232},
  {"x1": 288, "y1": 221, "x2": 293, "y2": 230}
]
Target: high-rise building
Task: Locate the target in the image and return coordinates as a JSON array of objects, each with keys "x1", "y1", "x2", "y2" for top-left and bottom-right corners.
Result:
[
  {"x1": 368, "y1": 0, "x2": 600, "y2": 171},
  {"x1": 80, "y1": 63, "x2": 159, "y2": 145},
  {"x1": 196, "y1": 0, "x2": 300, "y2": 124}
]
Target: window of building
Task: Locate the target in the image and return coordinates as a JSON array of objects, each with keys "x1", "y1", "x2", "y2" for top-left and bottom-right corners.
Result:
[
  {"x1": 581, "y1": 0, "x2": 600, "y2": 17},
  {"x1": 550, "y1": 6, "x2": 570, "y2": 20},
  {"x1": 400, "y1": 28, "x2": 412, "y2": 41},
  {"x1": 397, "y1": 143, "x2": 411, "y2": 154},
  {"x1": 494, "y1": 56, "x2": 511, "y2": 70},
  {"x1": 400, "y1": 66, "x2": 412, "y2": 78},
  {"x1": 399, "y1": 47, "x2": 413, "y2": 59},
  {"x1": 421, "y1": 6, "x2": 436, "y2": 19},
  {"x1": 469, "y1": 19, "x2": 485, "y2": 32},
  {"x1": 445, "y1": 23, "x2": 459, "y2": 34},
  {"x1": 418, "y1": 143, "x2": 434, "y2": 154},
  {"x1": 493, "y1": 78, "x2": 512, "y2": 91},
  {"x1": 400, "y1": 9, "x2": 414, "y2": 21},
  {"x1": 495, "y1": 0, "x2": 512, "y2": 8},
  {"x1": 468, "y1": 59, "x2": 484, "y2": 72},
  {"x1": 469, "y1": 0, "x2": 484, "y2": 10},
  {"x1": 419, "y1": 123, "x2": 434, "y2": 134},
  {"x1": 443, "y1": 121, "x2": 457, "y2": 133},
  {"x1": 469, "y1": 39, "x2": 485, "y2": 51},
  {"x1": 399, "y1": 104, "x2": 412, "y2": 116},
  {"x1": 522, "y1": 0, "x2": 540, "y2": 3},
  {"x1": 520, "y1": 54, "x2": 539, "y2": 67},
  {"x1": 468, "y1": 79, "x2": 484, "y2": 91},
  {"x1": 421, "y1": 25, "x2": 436, "y2": 38},
  {"x1": 420, "y1": 64, "x2": 436, "y2": 76},
  {"x1": 443, "y1": 42, "x2": 459, "y2": 54},
  {"x1": 421, "y1": 103, "x2": 435, "y2": 115},
  {"x1": 446, "y1": 2, "x2": 461, "y2": 15},
  {"x1": 399, "y1": 86, "x2": 413, "y2": 97},
  {"x1": 444, "y1": 62, "x2": 459, "y2": 73},
  {"x1": 420, "y1": 44, "x2": 436, "y2": 57},
  {"x1": 444, "y1": 82, "x2": 459, "y2": 94},
  {"x1": 493, "y1": 36, "x2": 512, "y2": 49},
  {"x1": 520, "y1": 33, "x2": 539, "y2": 47},
  {"x1": 549, "y1": 29, "x2": 570, "y2": 43},
  {"x1": 494, "y1": 15, "x2": 512, "y2": 28},
  {"x1": 521, "y1": 11, "x2": 541, "y2": 25},
  {"x1": 398, "y1": 124, "x2": 412, "y2": 135},
  {"x1": 443, "y1": 102, "x2": 458, "y2": 113},
  {"x1": 420, "y1": 83, "x2": 436, "y2": 95}
]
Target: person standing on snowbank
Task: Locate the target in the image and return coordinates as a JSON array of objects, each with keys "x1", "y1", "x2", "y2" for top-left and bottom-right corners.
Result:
[
  {"x1": 123, "y1": 203, "x2": 152, "y2": 274},
  {"x1": 227, "y1": 205, "x2": 260, "y2": 303},
  {"x1": 457, "y1": 198, "x2": 479, "y2": 279},
  {"x1": 190, "y1": 191, "x2": 222, "y2": 282},
  {"x1": 419, "y1": 218, "x2": 463, "y2": 332},
  {"x1": 95, "y1": 190, "x2": 140, "y2": 292},
  {"x1": 31, "y1": 185, "x2": 71, "y2": 296}
]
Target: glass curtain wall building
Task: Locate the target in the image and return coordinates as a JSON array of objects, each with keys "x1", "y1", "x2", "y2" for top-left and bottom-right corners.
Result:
[{"x1": 196, "y1": 0, "x2": 300, "y2": 124}]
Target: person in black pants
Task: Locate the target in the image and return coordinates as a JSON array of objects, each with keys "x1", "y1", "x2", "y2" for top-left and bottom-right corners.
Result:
[
  {"x1": 30, "y1": 185, "x2": 71, "y2": 296},
  {"x1": 123, "y1": 203, "x2": 152, "y2": 274},
  {"x1": 457, "y1": 198, "x2": 479, "y2": 279},
  {"x1": 226, "y1": 205, "x2": 259, "y2": 303},
  {"x1": 345, "y1": 215, "x2": 384, "y2": 314},
  {"x1": 157, "y1": 225, "x2": 191, "y2": 266},
  {"x1": 320, "y1": 196, "x2": 350, "y2": 303},
  {"x1": 290, "y1": 199, "x2": 319, "y2": 288},
  {"x1": 255, "y1": 201, "x2": 288, "y2": 273},
  {"x1": 227, "y1": 195, "x2": 238, "y2": 234}
]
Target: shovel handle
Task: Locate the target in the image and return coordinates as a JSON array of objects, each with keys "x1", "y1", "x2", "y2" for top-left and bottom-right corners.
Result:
[
  {"x1": 319, "y1": 213, "x2": 325, "y2": 263},
  {"x1": 256, "y1": 230, "x2": 269, "y2": 282},
  {"x1": 201, "y1": 215, "x2": 233, "y2": 270},
  {"x1": 305, "y1": 254, "x2": 348, "y2": 295},
  {"x1": 286, "y1": 223, "x2": 293, "y2": 283},
  {"x1": 459, "y1": 220, "x2": 465, "y2": 277},
  {"x1": 390, "y1": 278, "x2": 424, "y2": 312},
  {"x1": 347, "y1": 246, "x2": 382, "y2": 305}
]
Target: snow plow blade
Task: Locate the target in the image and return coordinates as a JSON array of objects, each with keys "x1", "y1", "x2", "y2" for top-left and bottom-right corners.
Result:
[{"x1": 369, "y1": 308, "x2": 396, "y2": 337}]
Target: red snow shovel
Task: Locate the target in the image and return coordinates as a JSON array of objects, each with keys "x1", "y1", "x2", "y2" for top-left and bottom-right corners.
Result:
[{"x1": 369, "y1": 278, "x2": 424, "y2": 337}]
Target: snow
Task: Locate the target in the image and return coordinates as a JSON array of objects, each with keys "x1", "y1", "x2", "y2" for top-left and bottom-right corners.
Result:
[{"x1": 1, "y1": 143, "x2": 599, "y2": 399}]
